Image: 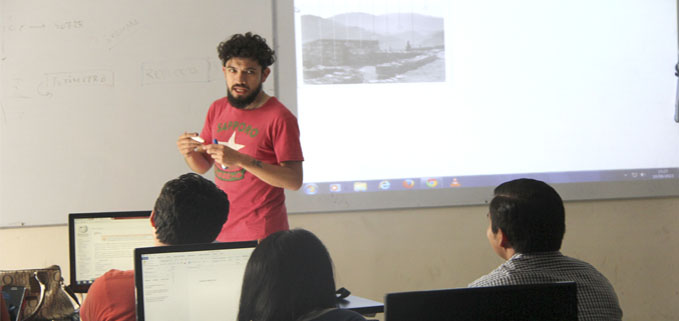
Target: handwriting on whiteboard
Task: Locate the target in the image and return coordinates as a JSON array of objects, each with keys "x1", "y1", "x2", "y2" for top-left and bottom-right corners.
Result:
[
  {"x1": 141, "y1": 59, "x2": 211, "y2": 85},
  {"x1": 2, "y1": 20, "x2": 84, "y2": 32},
  {"x1": 106, "y1": 19, "x2": 140, "y2": 50},
  {"x1": 38, "y1": 70, "x2": 114, "y2": 96}
]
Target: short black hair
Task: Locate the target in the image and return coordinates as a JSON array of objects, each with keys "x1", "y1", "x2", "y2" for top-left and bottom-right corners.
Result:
[
  {"x1": 489, "y1": 178, "x2": 565, "y2": 253},
  {"x1": 237, "y1": 229, "x2": 337, "y2": 321},
  {"x1": 217, "y1": 32, "x2": 275, "y2": 68},
  {"x1": 152, "y1": 173, "x2": 229, "y2": 245}
]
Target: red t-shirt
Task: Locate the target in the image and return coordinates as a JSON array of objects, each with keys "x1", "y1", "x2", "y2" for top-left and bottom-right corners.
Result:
[
  {"x1": 80, "y1": 269, "x2": 135, "y2": 321},
  {"x1": 200, "y1": 97, "x2": 304, "y2": 242}
]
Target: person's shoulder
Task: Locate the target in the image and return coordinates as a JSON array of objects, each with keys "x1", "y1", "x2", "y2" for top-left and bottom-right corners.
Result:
[
  {"x1": 468, "y1": 262, "x2": 514, "y2": 287},
  {"x1": 262, "y1": 97, "x2": 296, "y2": 117},
  {"x1": 202, "y1": 96, "x2": 228, "y2": 114},
  {"x1": 469, "y1": 273, "x2": 511, "y2": 288},
  {"x1": 559, "y1": 253, "x2": 592, "y2": 264},
  {"x1": 88, "y1": 269, "x2": 135, "y2": 293},
  {"x1": 556, "y1": 254, "x2": 603, "y2": 271},
  {"x1": 100, "y1": 269, "x2": 135, "y2": 280},
  {"x1": 559, "y1": 254, "x2": 616, "y2": 284}
]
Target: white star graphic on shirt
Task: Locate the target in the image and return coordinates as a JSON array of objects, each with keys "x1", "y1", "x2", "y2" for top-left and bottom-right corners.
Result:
[{"x1": 219, "y1": 131, "x2": 245, "y2": 151}]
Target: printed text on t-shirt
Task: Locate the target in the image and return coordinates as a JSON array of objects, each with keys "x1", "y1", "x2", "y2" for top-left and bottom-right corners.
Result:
[{"x1": 217, "y1": 121, "x2": 259, "y2": 137}]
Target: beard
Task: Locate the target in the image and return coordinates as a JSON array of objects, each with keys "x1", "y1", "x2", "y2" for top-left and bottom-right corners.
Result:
[{"x1": 227, "y1": 83, "x2": 262, "y2": 109}]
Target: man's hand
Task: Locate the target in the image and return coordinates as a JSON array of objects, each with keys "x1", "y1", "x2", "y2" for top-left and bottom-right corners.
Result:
[
  {"x1": 176, "y1": 132, "x2": 204, "y2": 157},
  {"x1": 204, "y1": 142, "x2": 303, "y2": 190},
  {"x1": 204, "y1": 143, "x2": 245, "y2": 168},
  {"x1": 177, "y1": 132, "x2": 213, "y2": 174}
]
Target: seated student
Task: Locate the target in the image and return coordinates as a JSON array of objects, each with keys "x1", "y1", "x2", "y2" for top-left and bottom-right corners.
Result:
[
  {"x1": 80, "y1": 173, "x2": 230, "y2": 321},
  {"x1": 237, "y1": 229, "x2": 366, "y2": 321},
  {"x1": 469, "y1": 178, "x2": 622, "y2": 321}
]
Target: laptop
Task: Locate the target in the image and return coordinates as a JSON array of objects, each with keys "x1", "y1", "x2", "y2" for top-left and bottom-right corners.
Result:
[
  {"x1": 134, "y1": 241, "x2": 257, "y2": 321},
  {"x1": 384, "y1": 282, "x2": 577, "y2": 321},
  {"x1": 68, "y1": 211, "x2": 154, "y2": 293}
]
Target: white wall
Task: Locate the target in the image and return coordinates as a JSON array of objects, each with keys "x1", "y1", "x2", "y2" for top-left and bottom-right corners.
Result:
[{"x1": 1, "y1": 196, "x2": 677, "y2": 320}]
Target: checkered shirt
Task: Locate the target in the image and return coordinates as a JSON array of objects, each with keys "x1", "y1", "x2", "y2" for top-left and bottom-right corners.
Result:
[{"x1": 469, "y1": 251, "x2": 622, "y2": 321}]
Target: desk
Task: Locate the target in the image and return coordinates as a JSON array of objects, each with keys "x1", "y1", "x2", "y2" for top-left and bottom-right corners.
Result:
[{"x1": 339, "y1": 295, "x2": 384, "y2": 316}]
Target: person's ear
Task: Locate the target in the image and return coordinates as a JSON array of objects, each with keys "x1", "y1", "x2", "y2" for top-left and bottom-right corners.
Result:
[
  {"x1": 261, "y1": 67, "x2": 271, "y2": 82},
  {"x1": 150, "y1": 210, "x2": 156, "y2": 228},
  {"x1": 497, "y1": 228, "x2": 511, "y2": 249}
]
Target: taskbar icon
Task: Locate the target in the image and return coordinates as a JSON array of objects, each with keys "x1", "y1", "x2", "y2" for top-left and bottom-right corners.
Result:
[{"x1": 303, "y1": 183, "x2": 319, "y2": 195}]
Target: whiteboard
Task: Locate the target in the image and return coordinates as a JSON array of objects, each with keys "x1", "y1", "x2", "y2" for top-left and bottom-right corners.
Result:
[{"x1": 0, "y1": 0, "x2": 274, "y2": 227}]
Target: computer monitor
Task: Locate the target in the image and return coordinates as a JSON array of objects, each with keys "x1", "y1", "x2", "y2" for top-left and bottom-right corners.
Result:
[
  {"x1": 68, "y1": 211, "x2": 154, "y2": 293},
  {"x1": 384, "y1": 282, "x2": 577, "y2": 321},
  {"x1": 134, "y1": 241, "x2": 257, "y2": 321}
]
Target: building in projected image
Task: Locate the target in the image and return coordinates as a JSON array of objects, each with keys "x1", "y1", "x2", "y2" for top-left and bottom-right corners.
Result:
[{"x1": 300, "y1": 12, "x2": 446, "y2": 84}]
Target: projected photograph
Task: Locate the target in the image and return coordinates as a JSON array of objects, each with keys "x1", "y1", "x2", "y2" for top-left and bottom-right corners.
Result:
[{"x1": 299, "y1": 11, "x2": 445, "y2": 84}]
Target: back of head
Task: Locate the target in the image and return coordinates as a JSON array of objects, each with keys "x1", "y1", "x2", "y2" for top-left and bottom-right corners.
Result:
[
  {"x1": 238, "y1": 229, "x2": 337, "y2": 321},
  {"x1": 217, "y1": 32, "x2": 276, "y2": 68},
  {"x1": 153, "y1": 173, "x2": 229, "y2": 245},
  {"x1": 489, "y1": 178, "x2": 565, "y2": 253}
]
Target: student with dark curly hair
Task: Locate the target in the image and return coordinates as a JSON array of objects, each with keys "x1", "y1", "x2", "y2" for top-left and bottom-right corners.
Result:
[
  {"x1": 237, "y1": 229, "x2": 366, "y2": 321},
  {"x1": 80, "y1": 173, "x2": 230, "y2": 321},
  {"x1": 177, "y1": 32, "x2": 304, "y2": 242}
]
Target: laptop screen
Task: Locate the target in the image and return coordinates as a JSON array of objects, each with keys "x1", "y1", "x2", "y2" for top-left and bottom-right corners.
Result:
[
  {"x1": 68, "y1": 211, "x2": 154, "y2": 293},
  {"x1": 134, "y1": 241, "x2": 257, "y2": 321},
  {"x1": 384, "y1": 282, "x2": 577, "y2": 321}
]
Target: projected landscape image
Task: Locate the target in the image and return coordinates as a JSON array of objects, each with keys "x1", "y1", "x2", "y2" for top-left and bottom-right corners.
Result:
[{"x1": 301, "y1": 12, "x2": 445, "y2": 84}]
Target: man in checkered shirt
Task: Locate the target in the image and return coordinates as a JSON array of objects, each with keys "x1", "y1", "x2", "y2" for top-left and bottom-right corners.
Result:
[{"x1": 469, "y1": 178, "x2": 622, "y2": 321}]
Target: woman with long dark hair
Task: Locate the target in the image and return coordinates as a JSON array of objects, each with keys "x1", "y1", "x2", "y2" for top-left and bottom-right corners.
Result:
[{"x1": 237, "y1": 229, "x2": 365, "y2": 321}]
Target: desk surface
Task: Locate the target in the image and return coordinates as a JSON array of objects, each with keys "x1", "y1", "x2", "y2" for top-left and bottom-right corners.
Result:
[{"x1": 339, "y1": 295, "x2": 384, "y2": 315}]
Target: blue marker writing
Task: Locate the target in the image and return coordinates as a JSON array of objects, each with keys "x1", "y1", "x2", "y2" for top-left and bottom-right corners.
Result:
[{"x1": 213, "y1": 139, "x2": 228, "y2": 169}]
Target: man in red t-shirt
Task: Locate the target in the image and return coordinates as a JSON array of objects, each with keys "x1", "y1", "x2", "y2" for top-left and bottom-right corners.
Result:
[
  {"x1": 80, "y1": 173, "x2": 230, "y2": 321},
  {"x1": 177, "y1": 32, "x2": 304, "y2": 242}
]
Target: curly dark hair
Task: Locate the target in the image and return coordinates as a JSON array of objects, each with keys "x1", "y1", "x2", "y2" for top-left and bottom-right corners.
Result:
[
  {"x1": 153, "y1": 173, "x2": 229, "y2": 245},
  {"x1": 217, "y1": 32, "x2": 276, "y2": 68}
]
